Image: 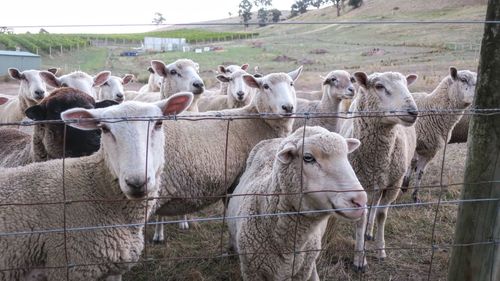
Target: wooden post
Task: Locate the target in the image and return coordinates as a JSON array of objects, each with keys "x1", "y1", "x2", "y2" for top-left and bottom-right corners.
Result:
[{"x1": 447, "y1": 1, "x2": 500, "y2": 280}]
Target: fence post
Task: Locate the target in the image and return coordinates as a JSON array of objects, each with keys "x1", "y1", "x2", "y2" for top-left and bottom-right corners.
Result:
[{"x1": 447, "y1": 1, "x2": 500, "y2": 280}]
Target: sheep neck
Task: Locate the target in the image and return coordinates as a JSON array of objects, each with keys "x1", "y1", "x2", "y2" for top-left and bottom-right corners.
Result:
[
  {"x1": 351, "y1": 92, "x2": 401, "y2": 190},
  {"x1": 160, "y1": 77, "x2": 176, "y2": 99},
  {"x1": 416, "y1": 77, "x2": 468, "y2": 139},
  {"x1": 317, "y1": 85, "x2": 343, "y2": 131},
  {"x1": 265, "y1": 164, "x2": 330, "y2": 250}
]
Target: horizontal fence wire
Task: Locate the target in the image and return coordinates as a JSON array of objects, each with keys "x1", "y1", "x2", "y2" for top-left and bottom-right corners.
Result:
[
  {"x1": 0, "y1": 108, "x2": 498, "y2": 280},
  {"x1": 3, "y1": 20, "x2": 500, "y2": 29}
]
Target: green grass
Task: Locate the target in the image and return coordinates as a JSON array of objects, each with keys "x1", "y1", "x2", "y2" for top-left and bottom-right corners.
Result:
[{"x1": 0, "y1": 29, "x2": 257, "y2": 55}]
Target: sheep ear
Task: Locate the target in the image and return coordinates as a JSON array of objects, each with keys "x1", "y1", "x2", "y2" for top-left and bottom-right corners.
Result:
[
  {"x1": 93, "y1": 71, "x2": 111, "y2": 87},
  {"x1": 25, "y1": 104, "x2": 46, "y2": 120},
  {"x1": 345, "y1": 138, "x2": 361, "y2": 153},
  {"x1": 39, "y1": 71, "x2": 61, "y2": 88},
  {"x1": 95, "y1": 100, "x2": 119, "y2": 109},
  {"x1": 406, "y1": 74, "x2": 418, "y2": 86},
  {"x1": 122, "y1": 74, "x2": 134, "y2": 85},
  {"x1": 151, "y1": 60, "x2": 168, "y2": 78},
  {"x1": 277, "y1": 143, "x2": 297, "y2": 164},
  {"x1": 243, "y1": 75, "x2": 261, "y2": 89},
  {"x1": 241, "y1": 64, "x2": 249, "y2": 71},
  {"x1": 147, "y1": 66, "x2": 155, "y2": 74},
  {"x1": 0, "y1": 96, "x2": 8, "y2": 106},
  {"x1": 156, "y1": 92, "x2": 193, "y2": 116},
  {"x1": 288, "y1": 65, "x2": 303, "y2": 82},
  {"x1": 61, "y1": 108, "x2": 100, "y2": 130},
  {"x1": 8, "y1": 68, "x2": 23, "y2": 80},
  {"x1": 218, "y1": 65, "x2": 227, "y2": 74},
  {"x1": 47, "y1": 68, "x2": 58, "y2": 75},
  {"x1": 216, "y1": 75, "x2": 230, "y2": 83},
  {"x1": 354, "y1": 72, "x2": 368, "y2": 88},
  {"x1": 450, "y1": 67, "x2": 458, "y2": 80}
]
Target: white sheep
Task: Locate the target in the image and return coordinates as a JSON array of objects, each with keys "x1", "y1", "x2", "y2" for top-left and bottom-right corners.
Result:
[
  {"x1": 197, "y1": 69, "x2": 255, "y2": 111},
  {"x1": 401, "y1": 67, "x2": 477, "y2": 202},
  {"x1": 134, "y1": 59, "x2": 204, "y2": 111},
  {"x1": 293, "y1": 70, "x2": 356, "y2": 132},
  {"x1": 228, "y1": 126, "x2": 367, "y2": 281},
  {"x1": 152, "y1": 67, "x2": 303, "y2": 243},
  {"x1": 0, "y1": 93, "x2": 193, "y2": 281},
  {"x1": 138, "y1": 66, "x2": 162, "y2": 94},
  {"x1": 97, "y1": 74, "x2": 135, "y2": 103},
  {"x1": 0, "y1": 68, "x2": 57, "y2": 126},
  {"x1": 340, "y1": 71, "x2": 418, "y2": 271},
  {"x1": 216, "y1": 63, "x2": 249, "y2": 94},
  {"x1": 40, "y1": 70, "x2": 111, "y2": 99}
]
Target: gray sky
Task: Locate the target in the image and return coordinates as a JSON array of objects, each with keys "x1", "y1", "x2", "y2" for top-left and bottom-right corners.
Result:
[{"x1": 1, "y1": 0, "x2": 297, "y2": 33}]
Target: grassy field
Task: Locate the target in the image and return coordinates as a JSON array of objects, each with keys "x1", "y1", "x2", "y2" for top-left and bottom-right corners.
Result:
[{"x1": 13, "y1": 0, "x2": 487, "y2": 280}]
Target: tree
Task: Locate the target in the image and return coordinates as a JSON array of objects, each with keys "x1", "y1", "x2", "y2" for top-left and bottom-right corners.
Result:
[
  {"x1": 239, "y1": 0, "x2": 253, "y2": 28},
  {"x1": 257, "y1": 8, "x2": 269, "y2": 27},
  {"x1": 289, "y1": 0, "x2": 310, "y2": 18},
  {"x1": 348, "y1": 0, "x2": 363, "y2": 8},
  {"x1": 152, "y1": 12, "x2": 166, "y2": 25},
  {"x1": 0, "y1": 26, "x2": 13, "y2": 34},
  {"x1": 447, "y1": 1, "x2": 500, "y2": 280},
  {"x1": 310, "y1": 0, "x2": 323, "y2": 9},
  {"x1": 269, "y1": 8, "x2": 282, "y2": 22},
  {"x1": 253, "y1": 0, "x2": 272, "y2": 7}
]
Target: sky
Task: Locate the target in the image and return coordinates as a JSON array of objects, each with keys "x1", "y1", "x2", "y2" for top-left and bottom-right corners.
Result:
[{"x1": 0, "y1": 0, "x2": 297, "y2": 34}]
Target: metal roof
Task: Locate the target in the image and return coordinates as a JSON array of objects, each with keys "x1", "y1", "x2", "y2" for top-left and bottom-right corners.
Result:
[{"x1": 0, "y1": 50, "x2": 39, "y2": 57}]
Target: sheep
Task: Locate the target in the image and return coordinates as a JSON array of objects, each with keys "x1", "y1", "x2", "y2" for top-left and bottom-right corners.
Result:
[
  {"x1": 138, "y1": 66, "x2": 162, "y2": 94},
  {"x1": 0, "y1": 68, "x2": 57, "y2": 126},
  {"x1": 152, "y1": 66, "x2": 303, "y2": 243},
  {"x1": 339, "y1": 71, "x2": 418, "y2": 271},
  {"x1": 448, "y1": 114, "x2": 470, "y2": 143},
  {"x1": 293, "y1": 70, "x2": 356, "y2": 132},
  {"x1": 197, "y1": 69, "x2": 255, "y2": 111},
  {"x1": 97, "y1": 74, "x2": 135, "y2": 103},
  {"x1": 40, "y1": 70, "x2": 111, "y2": 98},
  {"x1": 217, "y1": 63, "x2": 249, "y2": 94},
  {"x1": 227, "y1": 126, "x2": 367, "y2": 281},
  {"x1": 134, "y1": 59, "x2": 204, "y2": 111},
  {"x1": 0, "y1": 93, "x2": 194, "y2": 281},
  {"x1": 401, "y1": 67, "x2": 477, "y2": 202},
  {"x1": 0, "y1": 88, "x2": 118, "y2": 168}
]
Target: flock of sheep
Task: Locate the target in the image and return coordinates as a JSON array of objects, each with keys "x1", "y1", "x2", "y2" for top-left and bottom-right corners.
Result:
[{"x1": 0, "y1": 58, "x2": 476, "y2": 280}]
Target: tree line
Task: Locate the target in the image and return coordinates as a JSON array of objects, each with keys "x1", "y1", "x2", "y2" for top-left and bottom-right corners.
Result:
[{"x1": 238, "y1": 0, "x2": 364, "y2": 27}]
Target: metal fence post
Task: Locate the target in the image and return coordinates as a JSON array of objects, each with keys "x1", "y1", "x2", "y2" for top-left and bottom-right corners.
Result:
[{"x1": 447, "y1": 1, "x2": 500, "y2": 280}]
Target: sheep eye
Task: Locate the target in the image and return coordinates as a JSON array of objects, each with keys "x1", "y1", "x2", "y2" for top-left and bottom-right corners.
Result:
[
  {"x1": 263, "y1": 84, "x2": 270, "y2": 90},
  {"x1": 303, "y1": 153, "x2": 316, "y2": 163},
  {"x1": 98, "y1": 124, "x2": 110, "y2": 134},
  {"x1": 290, "y1": 82, "x2": 294, "y2": 86},
  {"x1": 154, "y1": 120, "x2": 163, "y2": 130},
  {"x1": 375, "y1": 84, "x2": 385, "y2": 91},
  {"x1": 61, "y1": 83, "x2": 68, "y2": 87},
  {"x1": 460, "y1": 78, "x2": 468, "y2": 84},
  {"x1": 170, "y1": 69, "x2": 177, "y2": 75}
]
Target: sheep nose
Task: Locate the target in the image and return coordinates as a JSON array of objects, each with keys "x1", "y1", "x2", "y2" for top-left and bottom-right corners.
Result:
[
  {"x1": 351, "y1": 191, "x2": 367, "y2": 209},
  {"x1": 347, "y1": 86, "x2": 355, "y2": 93},
  {"x1": 237, "y1": 91, "x2": 244, "y2": 98},
  {"x1": 408, "y1": 109, "x2": 418, "y2": 116},
  {"x1": 125, "y1": 177, "x2": 150, "y2": 191},
  {"x1": 116, "y1": 93, "x2": 124, "y2": 99},
  {"x1": 192, "y1": 81, "x2": 204, "y2": 89},
  {"x1": 34, "y1": 90, "x2": 45, "y2": 99},
  {"x1": 282, "y1": 105, "x2": 294, "y2": 113}
]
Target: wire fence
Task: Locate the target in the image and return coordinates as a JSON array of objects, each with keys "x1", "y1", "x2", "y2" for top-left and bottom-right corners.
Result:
[
  {"x1": 0, "y1": 108, "x2": 498, "y2": 281},
  {"x1": 0, "y1": 13, "x2": 499, "y2": 281}
]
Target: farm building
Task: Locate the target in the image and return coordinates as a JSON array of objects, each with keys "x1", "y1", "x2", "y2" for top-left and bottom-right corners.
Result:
[
  {"x1": 144, "y1": 37, "x2": 187, "y2": 52},
  {"x1": 0, "y1": 50, "x2": 41, "y2": 75}
]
